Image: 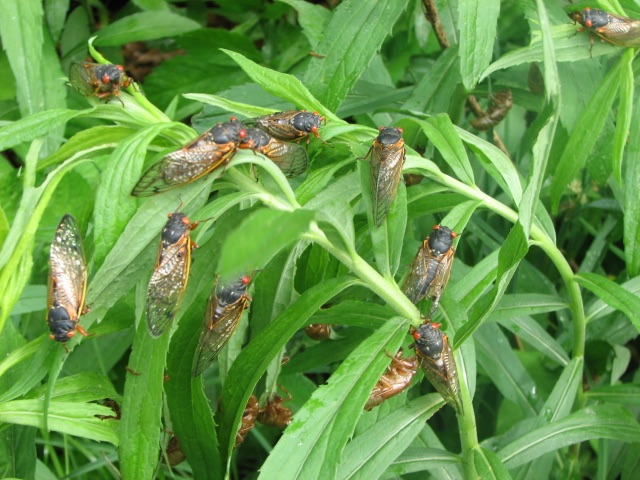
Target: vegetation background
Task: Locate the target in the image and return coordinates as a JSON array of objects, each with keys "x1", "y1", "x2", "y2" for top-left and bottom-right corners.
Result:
[{"x1": 1, "y1": 0, "x2": 640, "y2": 478}]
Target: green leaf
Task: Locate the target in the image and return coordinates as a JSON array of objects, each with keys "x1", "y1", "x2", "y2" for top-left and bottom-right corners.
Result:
[
  {"x1": 550, "y1": 59, "x2": 622, "y2": 213},
  {"x1": 586, "y1": 384, "x2": 640, "y2": 406},
  {"x1": 575, "y1": 273, "x2": 640, "y2": 333},
  {"x1": 259, "y1": 318, "x2": 407, "y2": 479},
  {"x1": 0, "y1": 424, "x2": 36, "y2": 479},
  {"x1": 277, "y1": 0, "x2": 331, "y2": 47},
  {"x1": 612, "y1": 50, "x2": 633, "y2": 186},
  {"x1": 337, "y1": 395, "x2": 443, "y2": 479},
  {"x1": 217, "y1": 276, "x2": 360, "y2": 470},
  {"x1": 218, "y1": 208, "x2": 314, "y2": 279},
  {"x1": 0, "y1": 400, "x2": 119, "y2": 445},
  {"x1": 302, "y1": 0, "x2": 410, "y2": 111},
  {"x1": 498, "y1": 404, "x2": 640, "y2": 468},
  {"x1": 473, "y1": 446, "x2": 512, "y2": 480},
  {"x1": 25, "y1": 372, "x2": 119, "y2": 403},
  {"x1": 0, "y1": 109, "x2": 82, "y2": 151},
  {"x1": 458, "y1": 0, "x2": 500, "y2": 90},
  {"x1": 380, "y1": 447, "x2": 460, "y2": 478},
  {"x1": 624, "y1": 90, "x2": 640, "y2": 277},
  {"x1": 131, "y1": 0, "x2": 169, "y2": 11},
  {"x1": 221, "y1": 49, "x2": 339, "y2": 122},
  {"x1": 94, "y1": 11, "x2": 201, "y2": 46},
  {"x1": 542, "y1": 357, "x2": 583, "y2": 421},
  {"x1": 412, "y1": 116, "x2": 475, "y2": 186}
]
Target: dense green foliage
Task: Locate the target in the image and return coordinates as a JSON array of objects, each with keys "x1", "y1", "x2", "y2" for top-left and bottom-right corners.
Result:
[{"x1": 1, "y1": 0, "x2": 640, "y2": 479}]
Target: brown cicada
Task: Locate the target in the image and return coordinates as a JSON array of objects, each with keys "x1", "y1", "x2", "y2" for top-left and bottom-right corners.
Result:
[
  {"x1": 257, "y1": 387, "x2": 292, "y2": 428},
  {"x1": 165, "y1": 435, "x2": 186, "y2": 466},
  {"x1": 238, "y1": 127, "x2": 308, "y2": 177},
  {"x1": 47, "y1": 214, "x2": 90, "y2": 343},
  {"x1": 305, "y1": 323, "x2": 332, "y2": 340},
  {"x1": 235, "y1": 394, "x2": 260, "y2": 448},
  {"x1": 402, "y1": 225, "x2": 457, "y2": 317},
  {"x1": 131, "y1": 119, "x2": 247, "y2": 197},
  {"x1": 69, "y1": 62, "x2": 132, "y2": 102},
  {"x1": 365, "y1": 349, "x2": 418, "y2": 411},
  {"x1": 412, "y1": 322, "x2": 462, "y2": 414},
  {"x1": 470, "y1": 90, "x2": 513, "y2": 131},
  {"x1": 146, "y1": 210, "x2": 197, "y2": 337},
  {"x1": 252, "y1": 110, "x2": 324, "y2": 143},
  {"x1": 192, "y1": 274, "x2": 253, "y2": 376},
  {"x1": 570, "y1": 8, "x2": 640, "y2": 48},
  {"x1": 365, "y1": 127, "x2": 406, "y2": 227}
]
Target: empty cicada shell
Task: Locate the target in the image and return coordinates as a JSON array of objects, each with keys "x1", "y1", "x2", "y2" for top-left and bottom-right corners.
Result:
[{"x1": 365, "y1": 349, "x2": 418, "y2": 411}]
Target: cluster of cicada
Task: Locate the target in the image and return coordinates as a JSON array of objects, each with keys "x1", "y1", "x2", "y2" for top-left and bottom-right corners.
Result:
[{"x1": 129, "y1": 110, "x2": 322, "y2": 197}]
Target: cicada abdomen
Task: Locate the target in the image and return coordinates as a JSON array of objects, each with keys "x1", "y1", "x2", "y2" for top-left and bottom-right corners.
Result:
[
  {"x1": 131, "y1": 119, "x2": 247, "y2": 197},
  {"x1": 235, "y1": 394, "x2": 260, "y2": 448},
  {"x1": 146, "y1": 211, "x2": 197, "y2": 337},
  {"x1": 402, "y1": 225, "x2": 457, "y2": 317},
  {"x1": 470, "y1": 90, "x2": 513, "y2": 131},
  {"x1": 366, "y1": 127, "x2": 406, "y2": 227},
  {"x1": 412, "y1": 322, "x2": 463, "y2": 414},
  {"x1": 47, "y1": 214, "x2": 89, "y2": 343},
  {"x1": 192, "y1": 274, "x2": 253, "y2": 376}
]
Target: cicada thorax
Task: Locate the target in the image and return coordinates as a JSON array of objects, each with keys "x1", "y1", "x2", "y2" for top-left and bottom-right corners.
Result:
[
  {"x1": 47, "y1": 214, "x2": 89, "y2": 343},
  {"x1": 365, "y1": 349, "x2": 419, "y2": 411},
  {"x1": 235, "y1": 394, "x2": 260, "y2": 448},
  {"x1": 402, "y1": 225, "x2": 457, "y2": 317},
  {"x1": 305, "y1": 323, "x2": 332, "y2": 340},
  {"x1": 257, "y1": 387, "x2": 293, "y2": 428},
  {"x1": 192, "y1": 274, "x2": 253, "y2": 376},
  {"x1": 366, "y1": 126, "x2": 406, "y2": 227},
  {"x1": 146, "y1": 211, "x2": 198, "y2": 338},
  {"x1": 570, "y1": 8, "x2": 640, "y2": 48},
  {"x1": 238, "y1": 127, "x2": 309, "y2": 177},
  {"x1": 470, "y1": 89, "x2": 513, "y2": 131},
  {"x1": 69, "y1": 62, "x2": 132, "y2": 104},
  {"x1": 412, "y1": 322, "x2": 462, "y2": 414},
  {"x1": 131, "y1": 118, "x2": 248, "y2": 197},
  {"x1": 253, "y1": 110, "x2": 324, "y2": 142}
]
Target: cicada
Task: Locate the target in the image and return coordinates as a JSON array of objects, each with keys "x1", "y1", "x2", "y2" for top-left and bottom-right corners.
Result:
[
  {"x1": 257, "y1": 387, "x2": 292, "y2": 428},
  {"x1": 131, "y1": 119, "x2": 247, "y2": 197},
  {"x1": 69, "y1": 62, "x2": 132, "y2": 102},
  {"x1": 412, "y1": 322, "x2": 462, "y2": 414},
  {"x1": 165, "y1": 436, "x2": 186, "y2": 466},
  {"x1": 238, "y1": 127, "x2": 308, "y2": 177},
  {"x1": 236, "y1": 394, "x2": 259, "y2": 448},
  {"x1": 570, "y1": 8, "x2": 640, "y2": 48},
  {"x1": 305, "y1": 323, "x2": 332, "y2": 340},
  {"x1": 365, "y1": 349, "x2": 418, "y2": 411},
  {"x1": 146, "y1": 211, "x2": 197, "y2": 337},
  {"x1": 470, "y1": 90, "x2": 513, "y2": 131},
  {"x1": 47, "y1": 214, "x2": 89, "y2": 343},
  {"x1": 192, "y1": 274, "x2": 253, "y2": 376},
  {"x1": 402, "y1": 225, "x2": 457, "y2": 317},
  {"x1": 252, "y1": 110, "x2": 324, "y2": 142},
  {"x1": 365, "y1": 127, "x2": 406, "y2": 227}
]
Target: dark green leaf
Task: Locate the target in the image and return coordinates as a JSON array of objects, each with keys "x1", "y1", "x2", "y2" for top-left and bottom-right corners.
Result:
[{"x1": 94, "y1": 12, "x2": 201, "y2": 46}]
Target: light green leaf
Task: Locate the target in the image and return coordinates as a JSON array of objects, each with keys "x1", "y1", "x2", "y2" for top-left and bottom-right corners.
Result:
[
  {"x1": 458, "y1": 0, "x2": 500, "y2": 89},
  {"x1": 94, "y1": 12, "x2": 201, "y2": 46}
]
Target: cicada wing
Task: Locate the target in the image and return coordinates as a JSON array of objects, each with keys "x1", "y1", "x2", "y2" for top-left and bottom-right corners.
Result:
[
  {"x1": 402, "y1": 242, "x2": 432, "y2": 304},
  {"x1": 418, "y1": 335, "x2": 462, "y2": 414},
  {"x1": 253, "y1": 111, "x2": 303, "y2": 141},
  {"x1": 192, "y1": 293, "x2": 249, "y2": 376},
  {"x1": 146, "y1": 240, "x2": 191, "y2": 337},
  {"x1": 49, "y1": 214, "x2": 87, "y2": 317},
  {"x1": 426, "y1": 248, "x2": 455, "y2": 316},
  {"x1": 132, "y1": 142, "x2": 235, "y2": 197},
  {"x1": 261, "y1": 139, "x2": 308, "y2": 177},
  {"x1": 597, "y1": 18, "x2": 640, "y2": 46},
  {"x1": 69, "y1": 62, "x2": 98, "y2": 96},
  {"x1": 370, "y1": 143, "x2": 405, "y2": 227}
]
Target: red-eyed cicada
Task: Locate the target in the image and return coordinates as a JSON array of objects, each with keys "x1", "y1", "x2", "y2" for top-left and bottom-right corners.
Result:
[
  {"x1": 365, "y1": 349, "x2": 418, "y2": 411},
  {"x1": 146, "y1": 211, "x2": 197, "y2": 337},
  {"x1": 305, "y1": 323, "x2": 332, "y2": 340},
  {"x1": 365, "y1": 127, "x2": 406, "y2": 227},
  {"x1": 470, "y1": 90, "x2": 513, "y2": 131},
  {"x1": 252, "y1": 110, "x2": 324, "y2": 143},
  {"x1": 69, "y1": 62, "x2": 132, "y2": 102},
  {"x1": 412, "y1": 322, "x2": 462, "y2": 414},
  {"x1": 235, "y1": 394, "x2": 259, "y2": 448},
  {"x1": 192, "y1": 275, "x2": 253, "y2": 376},
  {"x1": 47, "y1": 214, "x2": 90, "y2": 343},
  {"x1": 402, "y1": 225, "x2": 457, "y2": 317},
  {"x1": 131, "y1": 119, "x2": 247, "y2": 197},
  {"x1": 570, "y1": 8, "x2": 640, "y2": 48},
  {"x1": 238, "y1": 127, "x2": 308, "y2": 177},
  {"x1": 257, "y1": 387, "x2": 292, "y2": 428}
]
